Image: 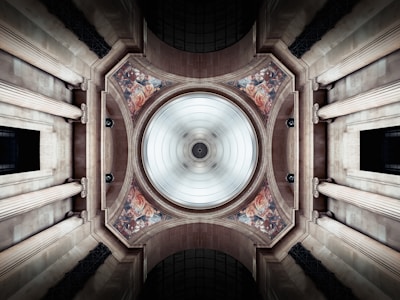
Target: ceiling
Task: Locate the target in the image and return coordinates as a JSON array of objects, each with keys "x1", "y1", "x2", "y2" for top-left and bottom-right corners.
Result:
[{"x1": 138, "y1": 0, "x2": 262, "y2": 53}]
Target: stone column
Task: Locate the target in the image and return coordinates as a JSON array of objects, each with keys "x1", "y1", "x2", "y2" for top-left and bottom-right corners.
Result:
[
  {"x1": 316, "y1": 22, "x2": 400, "y2": 85},
  {"x1": 313, "y1": 80, "x2": 400, "y2": 123},
  {"x1": 0, "y1": 216, "x2": 83, "y2": 278},
  {"x1": 0, "y1": 181, "x2": 85, "y2": 221},
  {"x1": 0, "y1": 21, "x2": 83, "y2": 85},
  {"x1": 313, "y1": 178, "x2": 400, "y2": 222},
  {"x1": 317, "y1": 215, "x2": 400, "y2": 278},
  {"x1": 0, "y1": 79, "x2": 87, "y2": 122}
]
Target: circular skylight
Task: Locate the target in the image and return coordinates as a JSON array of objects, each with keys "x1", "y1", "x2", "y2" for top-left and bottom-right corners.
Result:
[{"x1": 142, "y1": 92, "x2": 258, "y2": 209}]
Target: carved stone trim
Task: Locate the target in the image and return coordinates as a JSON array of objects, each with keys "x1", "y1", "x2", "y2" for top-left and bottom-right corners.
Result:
[
  {"x1": 312, "y1": 177, "x2": 320, "y2": 198},
  {"x1": 312, "y1": 210, "x2": 320, "y2": 223},
  {"x1": 80, "y1": 103, "x2": 88, "y2": 124},
  {"x1": 312, "y1": 103, "x2": 320, "y2": 124},
  {"x1": 80, "y1": 177, "x2": 88, "y2": 198}
]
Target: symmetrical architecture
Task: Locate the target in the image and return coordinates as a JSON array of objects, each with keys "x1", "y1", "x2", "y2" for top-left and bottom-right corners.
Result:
[{"x1": 0, "y1": 0, "x2": 399, "y2": 299}]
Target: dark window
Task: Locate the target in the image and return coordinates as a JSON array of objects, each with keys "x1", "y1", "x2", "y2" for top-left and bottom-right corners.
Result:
[
  {"x1": 139, "y1": 0, "x2": 261, "y2": 53},
  {"x1": 0, "y1": 126, "x2": 40, "y2": 175},
  {"x1": 360, "y1": 126, "x2": 400, "y2": 175},
  {"x1": 139, "y1": 248, "x2": 262, "y2": 300}
]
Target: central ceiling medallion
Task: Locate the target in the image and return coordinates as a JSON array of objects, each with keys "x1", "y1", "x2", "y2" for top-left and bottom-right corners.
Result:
[{"x1": 142, "y1": 92, "x2": 258, "y2": 209}]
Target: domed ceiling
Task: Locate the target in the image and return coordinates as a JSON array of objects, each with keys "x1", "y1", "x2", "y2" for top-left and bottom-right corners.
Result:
[
  {"x1": 138, "y1": 0, "x2": 262, "y2": 53},
  {"x1": 101, "y1": 53, "x2": 298, "y2": 248}
]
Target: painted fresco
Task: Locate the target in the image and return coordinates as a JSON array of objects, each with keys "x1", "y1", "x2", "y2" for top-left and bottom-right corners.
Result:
[
  {"x1": 113, "y1": 61, "x2": 171, "y2": 117},
  {"x1": 229, "y1": 61, "x2": 287, "y2": 116},
  {"x1": 229, "y1": 182, "x2": 286, "y2": 240},
  {"x1": 113, "y1": 182, "x2": 171, "y2": 240}
]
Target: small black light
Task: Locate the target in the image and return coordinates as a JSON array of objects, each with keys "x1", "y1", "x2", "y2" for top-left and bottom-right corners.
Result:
[
  {"x1": 105, "y1": 118, "x2": 114, "y2": 128},
  {"x1": 105, "y1": 173, "x2": 114, "y2": 183},
  {"x1": 286, "y1": 173, "x2": 295, "y2": 183},
  {"x1": 286, "y1": 118, "x2": 294, "y2": 128}
]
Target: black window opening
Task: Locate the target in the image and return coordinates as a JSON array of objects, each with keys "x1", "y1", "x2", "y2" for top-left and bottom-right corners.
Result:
[
  {"x1": 138, "y1": 248, "x2": 262, "y2": 300},
  {"x1": 360, "y1": 126, "x2": 400, "y2": 175},
  {"x1": 139, "y1": 0, "x2": 261, "y2": 53},
  {"x1": 0, "y1": 126, "x2": 40, "y2": 175}
]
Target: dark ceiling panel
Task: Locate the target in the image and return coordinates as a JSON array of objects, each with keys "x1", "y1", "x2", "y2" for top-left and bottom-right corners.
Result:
[{"x1": 139, "y1": 0, "x2": 261, "y2": 53}]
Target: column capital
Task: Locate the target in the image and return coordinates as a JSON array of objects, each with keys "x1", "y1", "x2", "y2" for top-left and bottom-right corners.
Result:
[
  {"x1": 80, "y1": 103, "x2": 88, "y2": 124},
  {"x1": 312, "y1": 210, "x2": 320, "y2": 223},
  {"x1": 80, "y1": 177, "x2": 88, "y2": 198},
  {"x1": 312, "y1": 177, "x2": 320, "y2": 197},
  {"x1": 312, "y1": 78, "x2": 333, "y2": 91},
  {"x1": 66, "y1": 78, "x2": 88, "y2": 92},
  {"x1": 312, "y1": 103, "x2": 320, "y2": 124},
  {"x1": 312, "y1": 177, "x2": 333, "y2": 198}
]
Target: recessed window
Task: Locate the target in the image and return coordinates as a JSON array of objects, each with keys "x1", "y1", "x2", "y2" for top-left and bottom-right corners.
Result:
[
  {"x1": 0, "y1": 126, "x2": 40, "y2": 175},
  {"x1": 139, "y1": 0, "x2": 261, "y2": 53},
  {"x1": 139, "y1": 249, "x2": 262, "y2": 300},
  {"x1": 360, "y1": 126, "x2": 400, "y2": 175}
]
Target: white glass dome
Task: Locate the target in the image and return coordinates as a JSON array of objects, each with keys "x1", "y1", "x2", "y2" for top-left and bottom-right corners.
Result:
[{"x1": 142, "y1": 92, "x2": 258, "y2": 209}]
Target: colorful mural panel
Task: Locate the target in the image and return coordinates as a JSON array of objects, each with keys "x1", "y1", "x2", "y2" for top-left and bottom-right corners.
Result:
[
  {"x1": 229, "y1": 182, "x2": 286, "y2": 240},
  {"x1": 113, "y1": 182, "x2": 171, "y2": 240},
  {"x1": 113, "y1": 61, "x2": 171, "y2": 117},
  {"x1": 229, "y1": 61, "x2": 287, "y2": 116}
]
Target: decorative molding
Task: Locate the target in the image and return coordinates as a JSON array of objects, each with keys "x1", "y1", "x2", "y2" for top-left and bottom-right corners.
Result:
[
  {"x1": 113, "y1": 182, "x2": 172, "y2": 240},
  {"x1": 312, "y1": 103, "x2": 320, "y2": 124},
  {"x1": 80, "y1": 103, "x2": 88, "y2": 124},
  {"x1": 228, "y1": 181, "x2": 287, "y2": 240},
  {"x1": 312, "y1": 210, "x2": 320, "y2": 223},
  {"x1": 112, "y1": 61, "x2": 172, "y2": 119},
  {"x1": 312, "y1": 177, "x2": 320, "y2": 198},
  {"x1": 227, "y1": 61, "x2": 288, "y2": 121},
  {"x1": 80, "y1": 177, "x2": 88, "y2": 198}
]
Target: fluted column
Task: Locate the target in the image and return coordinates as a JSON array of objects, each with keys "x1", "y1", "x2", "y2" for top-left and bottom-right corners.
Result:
[
  {"x1": 317, "y1": 215, "x2": 400, "y2": 278},
  {"x1": 313, "y1": 80, "x2": 400, "y2": 123},
  {"x1": 0, "y1": 181, "x2": 85, "y2": 221},
  {"x1": 0, "y1": 80, "x2": 87, "y2": 122},
  {"x1": 313, "y1": 178, "x2": 400, "y2": 222},
  {"x1": 0, "y1": 216, "x2": 83, "y2": 278},
  {"x1": 316, "y1": 22, "x2": 400, "y2": 85},
  {"x1": 0, "y1": 21, "x2": 83, "y2": 85}
]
